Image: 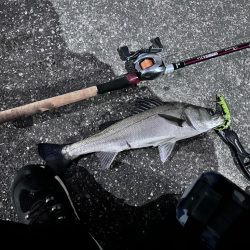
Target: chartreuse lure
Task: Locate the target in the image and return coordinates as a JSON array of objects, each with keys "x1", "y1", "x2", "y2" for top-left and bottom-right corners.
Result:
[{"x1": 215, "y1": 95, "x2": 231, "y2": 131}]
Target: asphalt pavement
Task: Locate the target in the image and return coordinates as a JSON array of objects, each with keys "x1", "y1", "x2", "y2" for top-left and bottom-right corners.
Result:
[{"x1": 0, "y1": 0, "x2": 249, "y2": 247}]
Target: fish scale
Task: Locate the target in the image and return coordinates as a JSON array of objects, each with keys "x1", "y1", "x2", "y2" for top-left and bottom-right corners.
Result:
[
  {"x1": 64, "y1": 104, "x2": 184, "y2": 156},
  {"x1": 38, "y1": 99, "x2": 224, "y2": 170}
]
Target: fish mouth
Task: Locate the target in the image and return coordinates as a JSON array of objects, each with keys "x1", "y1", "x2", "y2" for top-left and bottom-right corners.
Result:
[{"x1": 211, "y1": 113, "x2": 225, "y2": 127}]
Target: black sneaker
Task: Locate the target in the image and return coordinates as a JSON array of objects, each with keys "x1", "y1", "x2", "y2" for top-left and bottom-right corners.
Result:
[{"x1": 11, "y1": 165, "x2": 80, "y2": 224}]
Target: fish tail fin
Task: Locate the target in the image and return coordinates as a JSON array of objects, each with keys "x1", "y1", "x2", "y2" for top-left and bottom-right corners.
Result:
[{"x1": 38, "y1": 143, "x2": 71, "y2": 174}]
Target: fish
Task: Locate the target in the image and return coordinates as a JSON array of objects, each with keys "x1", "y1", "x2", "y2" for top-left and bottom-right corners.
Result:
[{"x1": 38, "y1": 98, "x2": 224, "y2": 170}]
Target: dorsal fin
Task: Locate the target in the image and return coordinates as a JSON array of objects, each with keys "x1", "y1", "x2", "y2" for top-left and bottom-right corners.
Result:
[
  {"x1": 133, "y1": 97, "x2": 164, "y2": 114},
  {"x1": 99, "y1": 119, "x2": 121, "y2": 131}
]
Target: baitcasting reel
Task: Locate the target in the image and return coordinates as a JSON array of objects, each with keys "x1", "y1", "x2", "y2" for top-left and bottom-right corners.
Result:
[{"x1": 117, "y1": 37, "x2": 171, "y2": 80}]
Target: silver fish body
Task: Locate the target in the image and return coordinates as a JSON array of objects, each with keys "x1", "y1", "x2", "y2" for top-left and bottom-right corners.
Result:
[{"x1": 59, "y1": 101, "x2": 224, "y2": 169}]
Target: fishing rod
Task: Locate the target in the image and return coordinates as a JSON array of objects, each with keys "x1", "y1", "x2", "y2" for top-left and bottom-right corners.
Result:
[{"x1": 0, "y1": 37, "x2": 249, "y2": 124}]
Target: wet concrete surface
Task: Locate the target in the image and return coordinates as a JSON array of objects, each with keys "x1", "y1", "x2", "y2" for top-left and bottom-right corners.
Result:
[{"x1": 0, "y1": 0, "x2": 249, "y2": 247}]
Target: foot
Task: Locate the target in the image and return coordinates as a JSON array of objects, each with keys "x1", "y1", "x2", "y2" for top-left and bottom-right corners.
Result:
[{"x1": 11, "y1": 165, "x2": 80, "y2": 224}]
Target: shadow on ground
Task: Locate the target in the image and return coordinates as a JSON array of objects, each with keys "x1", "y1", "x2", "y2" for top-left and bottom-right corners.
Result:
[
  {"x1": 63, "y1": 165, "x2": 181, "y2": 249},
  {"x1": 0, "y1": 0, "x2": 116, "y2": 219}
]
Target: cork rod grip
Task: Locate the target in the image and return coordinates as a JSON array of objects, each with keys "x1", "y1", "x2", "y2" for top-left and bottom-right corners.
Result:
[{"x1": 0, "y1": 86, "x2": 98, "y2": 124}]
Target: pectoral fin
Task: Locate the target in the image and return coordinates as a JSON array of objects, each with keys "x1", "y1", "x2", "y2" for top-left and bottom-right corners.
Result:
[
  {"x1": 96, "y1": 152, "x2": 118, "y2": 169},
  {"x1": 158, "y1": 142, "x2": 176, "y2": 163},
  {"x1": 158, "y1": 114, "x2": 184, "y2": 127}
]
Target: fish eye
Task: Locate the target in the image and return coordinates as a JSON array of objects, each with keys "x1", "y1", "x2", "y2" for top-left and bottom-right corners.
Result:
[{"x1": 207, "y1": 109, "x2": 215, "y2": 115}]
